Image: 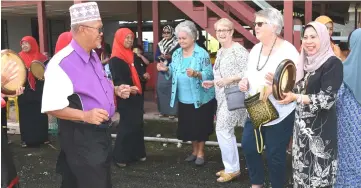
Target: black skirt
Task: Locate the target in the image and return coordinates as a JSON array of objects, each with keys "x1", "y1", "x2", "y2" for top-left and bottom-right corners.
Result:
[
  {"x1": 177, "y1": 99, "x2": 216, "y2": 142},
  {"x1": 18, "y1": 101, "x2": 49, "y2": 145},
  {"x1": 18, "y1": 80, "x2": 49, "y2": 146}
]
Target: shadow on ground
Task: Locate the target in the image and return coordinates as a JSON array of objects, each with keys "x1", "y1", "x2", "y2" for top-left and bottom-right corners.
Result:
[{"x1": 7, "y1": 120, "x2": 294, "y2": 188}]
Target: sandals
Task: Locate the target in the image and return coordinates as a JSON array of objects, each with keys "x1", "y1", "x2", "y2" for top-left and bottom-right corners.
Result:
[
  {"x1": 216, "y1": 171, "x2": 240, "y2": 183},
  {"x1": 216, "y1": 170, "x2": 225, "y2": 176}
]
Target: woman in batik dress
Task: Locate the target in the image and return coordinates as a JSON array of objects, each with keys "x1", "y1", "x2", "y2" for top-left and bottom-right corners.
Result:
[{"x1": 275, "y1": 22, "x2": 343, "y2": 187}]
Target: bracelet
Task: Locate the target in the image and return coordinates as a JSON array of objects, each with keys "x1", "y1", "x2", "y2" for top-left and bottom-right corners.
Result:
[
  {"x1": 114, "y1": 86, "x2": 118, "y2": 95},
  {"x1": 195, "y1": 71, "x2": 199, "y2": 78},
  {"x1": 296, "y1": 94, "x2": 302, "y2": 104},
  {"x1": 192, "y1": 71, "x2": 198, "y2": 78}
]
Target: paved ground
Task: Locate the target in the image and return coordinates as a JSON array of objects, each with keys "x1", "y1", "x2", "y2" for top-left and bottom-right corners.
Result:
[{"x1": 5, "y1": 91, "x2": 294, "y2": 188}]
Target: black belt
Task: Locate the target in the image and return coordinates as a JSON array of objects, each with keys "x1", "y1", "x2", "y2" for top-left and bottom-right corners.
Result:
[
  {"x1": 71, "y1": 120, "x2": 112, "y2": 129},
  {"x1": 98, "y1": 120, "x2": 112, "y2": 129}
]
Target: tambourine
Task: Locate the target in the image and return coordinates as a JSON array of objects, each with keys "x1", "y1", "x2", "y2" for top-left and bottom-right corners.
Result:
[
  {"x1": 1, "y1": 49, "x2": 27, "y2": 95},
  {"x1": 272, "y1": 59, "x2": 296, "y2": 100},
  {"x1": 30, "y1": 60, "x2": 45, "y2": 80}
]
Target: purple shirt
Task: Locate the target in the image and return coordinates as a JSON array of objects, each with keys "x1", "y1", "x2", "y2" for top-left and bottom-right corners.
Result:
[{"x1": 41, "y1": 39, "x2": 115, "y2": 117}]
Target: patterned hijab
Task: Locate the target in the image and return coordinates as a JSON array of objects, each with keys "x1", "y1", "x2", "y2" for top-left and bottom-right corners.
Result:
[
  {"x1": 343, "y1": 28, "x2": 361, "y2": 104},
  {"x1": 111, "y1": 28, "x2": 142, "y2": 94},
  {"x1": 158, "y1": 25, "x2": 178, "y2": 54},
  {"x1": 296, "y1": 22, "x2": 335, "y2": 82},
  {"x1": 18, "y1": 36, "x2": 48, "y2": 91}
]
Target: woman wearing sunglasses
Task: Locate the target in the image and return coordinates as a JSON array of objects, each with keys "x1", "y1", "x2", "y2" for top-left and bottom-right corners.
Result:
[{"x1": 238, "y1": 8, "x2": 300, "y2": 188}]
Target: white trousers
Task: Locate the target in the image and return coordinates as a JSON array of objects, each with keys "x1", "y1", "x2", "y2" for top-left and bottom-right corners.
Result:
[{"x1": 216, "y1": 128, "x2": 240, "y2": 173}]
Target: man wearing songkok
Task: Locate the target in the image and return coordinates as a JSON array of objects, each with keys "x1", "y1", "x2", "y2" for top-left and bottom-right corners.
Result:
[{"x1": 41, "y1": 2, "x2": 130, "y2": 188}]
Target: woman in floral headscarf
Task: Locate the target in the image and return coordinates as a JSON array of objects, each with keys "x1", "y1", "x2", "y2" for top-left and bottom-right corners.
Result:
[
  {"x1": 275, "y1": 22, "x2": 343, "y2": 187},
  {"x1": 18, "y1": 36, "x2": 49, "y2": 148},
  {"x1": 155, "y1": 25, "x2": 180, "y2": 119}
]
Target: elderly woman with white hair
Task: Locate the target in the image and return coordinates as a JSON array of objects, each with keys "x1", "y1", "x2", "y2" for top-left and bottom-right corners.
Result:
[
  {"x1": 157, "y1": 20, "x2": 216, "y2": 166},
  {"x1": 238, "y1": 8, "x2": 299, "y2": 187},
  {"x1": 202, "y1": 18, "x2": 248, "y2": 182}
]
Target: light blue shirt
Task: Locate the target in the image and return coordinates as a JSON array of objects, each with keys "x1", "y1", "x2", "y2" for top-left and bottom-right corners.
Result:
[
  {"x1": 166, "y1": 44, "x2": 215, "y2": 108},
  {"x1": 177, "y1": 57, "x2": 194, "y2": 104}
]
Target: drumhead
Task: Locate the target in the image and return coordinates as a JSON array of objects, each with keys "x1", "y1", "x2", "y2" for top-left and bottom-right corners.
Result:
[
  {"x1": 1, "y1": 49, "x2": 27, "y2": 95},
  {"x1": 272, "y1": 59, "x2": 296, "y2": 100},
  {"x1": 30, "y1": 60, "x2": 45, "y2": 80}
]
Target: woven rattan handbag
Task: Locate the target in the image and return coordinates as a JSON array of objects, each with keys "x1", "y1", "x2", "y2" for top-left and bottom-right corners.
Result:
[{"x1": 244, "y1": 92, "x2": 279, "y2": 153}]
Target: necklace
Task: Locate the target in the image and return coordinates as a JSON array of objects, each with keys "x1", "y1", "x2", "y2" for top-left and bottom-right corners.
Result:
[{"x1": 256, "y1": 37, "x2": 277, "y2": 71}]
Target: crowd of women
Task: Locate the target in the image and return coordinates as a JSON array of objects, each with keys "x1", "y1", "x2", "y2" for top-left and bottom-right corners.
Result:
[
  {"x1": 1, "y1": 6, "x2": 360, "y2": 188},
  {"x1": 154, "y1": 8, "x2": 360, "y2": 187}
]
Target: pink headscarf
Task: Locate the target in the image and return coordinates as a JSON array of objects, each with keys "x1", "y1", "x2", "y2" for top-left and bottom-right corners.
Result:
[{"x1": 296, "y1": 21, "x2": 335, "y2": 82}]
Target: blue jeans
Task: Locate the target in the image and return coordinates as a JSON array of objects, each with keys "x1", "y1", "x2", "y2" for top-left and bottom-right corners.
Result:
[{"x1": 242, "y1": 111, "x2": 294, "y2": 187}]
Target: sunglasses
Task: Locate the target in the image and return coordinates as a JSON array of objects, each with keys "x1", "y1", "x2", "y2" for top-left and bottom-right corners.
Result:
[
  {"x1": 253, "y1": 22, "x2": 268, "y2": 27},
  {"x1": 163, "y1": 31, "x2": 171, "y2": 34},
  {"x1": 81, "y1": 25, "x2": 103, "y2": 34}
]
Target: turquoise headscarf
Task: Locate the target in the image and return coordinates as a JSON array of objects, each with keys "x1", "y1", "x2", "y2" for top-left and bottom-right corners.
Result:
[{"x1": 343, "y1": 28, "x2": 361, "y2": 104}]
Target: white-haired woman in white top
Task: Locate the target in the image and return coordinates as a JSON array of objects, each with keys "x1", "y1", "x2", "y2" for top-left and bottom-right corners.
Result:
[
  {"x1": 238, "y1": 8, "x2": 299, "y2": 188},
  {"x1": 202, "y1": 18, "x2": 248, "y2": 183}
]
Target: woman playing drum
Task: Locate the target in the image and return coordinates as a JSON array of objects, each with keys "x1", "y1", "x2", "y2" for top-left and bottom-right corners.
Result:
[{"x1": 18, "y1": 36, "x2": 49, "y2": 147}]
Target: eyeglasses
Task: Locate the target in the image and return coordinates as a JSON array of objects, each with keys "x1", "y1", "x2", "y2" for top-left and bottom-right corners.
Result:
[
  {"x1": 163, "y1": 31, "x2": 171, "y2": 34},
  {"x1": 81, "y1": 25, "x2": 103, "y2": 34},
  {"x1": 253, "y1": 22, "x2": 268, "y2": 27},
  {"x1": 215, "y1": 29, "x2": 232, "y2": 34}
]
